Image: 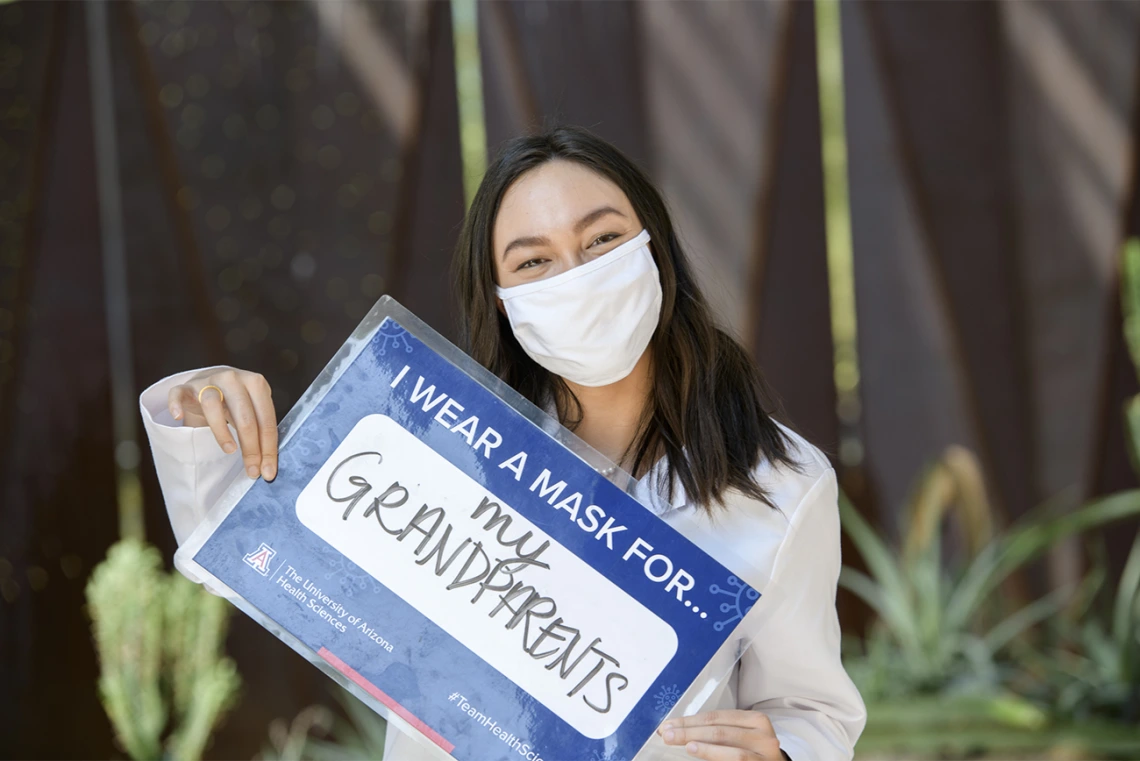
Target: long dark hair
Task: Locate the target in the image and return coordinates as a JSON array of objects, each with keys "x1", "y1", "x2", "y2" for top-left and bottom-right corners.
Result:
[{"x1": 453, "y1": 125, "x2": 797, "y2": 511}]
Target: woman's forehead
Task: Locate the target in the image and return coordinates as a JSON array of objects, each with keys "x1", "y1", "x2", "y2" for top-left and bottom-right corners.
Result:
[{"x1": 494, "y1": 161, "x2": 634, "y2": 240}]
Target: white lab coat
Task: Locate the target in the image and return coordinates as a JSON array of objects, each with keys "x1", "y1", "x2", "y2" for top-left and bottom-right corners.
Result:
[{"x1": 139, "y1": 366, "x2": 866, "y2": 761}]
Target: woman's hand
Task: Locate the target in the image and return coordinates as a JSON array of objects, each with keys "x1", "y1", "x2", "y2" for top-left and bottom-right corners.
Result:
[
  {"x1": 658, "y1": 710, "x2": 785, "y2": 759},
  {"x1": 167, "y1": 367, "x2": 278, "y2": 481}
]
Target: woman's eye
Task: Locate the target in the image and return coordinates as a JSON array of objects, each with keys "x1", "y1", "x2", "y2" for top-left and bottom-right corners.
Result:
[
  {"x1": 590, "y1": 233, "x2": 620, "y2": 248},
  {"x1": 516, "y1": 258, "x2": 545, "y2": 271}
]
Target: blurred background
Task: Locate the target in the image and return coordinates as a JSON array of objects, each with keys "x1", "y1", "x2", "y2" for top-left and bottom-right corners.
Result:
[{"x1": 2, "y1": 0, "x2": 1140, "y2": 759}]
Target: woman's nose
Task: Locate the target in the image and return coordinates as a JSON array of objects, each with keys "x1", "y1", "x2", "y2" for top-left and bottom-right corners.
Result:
[{"x1": 566, "y1": 249, "x2": 593, "y2": 269}]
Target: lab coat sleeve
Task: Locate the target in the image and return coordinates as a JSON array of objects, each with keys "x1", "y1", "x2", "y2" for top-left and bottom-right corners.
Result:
[
  {"x1": 737, "y1": 468, "x2": 867, "y2": 761},
  {"x1": 138, "y1": 366, "x2": 247, "y2": 553}
]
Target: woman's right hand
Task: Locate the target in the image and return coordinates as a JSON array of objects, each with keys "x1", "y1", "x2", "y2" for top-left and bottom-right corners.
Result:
[{"x1": 167, "y1": 367, "x2": 278, "y2": 481}]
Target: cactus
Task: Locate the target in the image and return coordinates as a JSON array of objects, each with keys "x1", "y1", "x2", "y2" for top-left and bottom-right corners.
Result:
[
  {"x1": 86, "y1": 540, "x2": 240, "y2": 761},
  {"x1": 86, "y1": 541, "x2": 168, "y2": 760}
]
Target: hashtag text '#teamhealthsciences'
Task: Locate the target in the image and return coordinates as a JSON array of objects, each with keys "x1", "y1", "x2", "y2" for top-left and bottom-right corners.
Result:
[{"x1": 449, "y1": 693, "x2": 547, "y2": 761}]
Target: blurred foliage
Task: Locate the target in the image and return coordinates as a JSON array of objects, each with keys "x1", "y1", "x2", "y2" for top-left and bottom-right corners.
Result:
[
  {"x1": 858, "y1": 701, "x2": 1140, "y2": 761},
  {"x1": 1122, "y1": 238, "x2": 1140, "y2": 476},
  {"x1": 842, "y1": 453, "x2": 1140, "y2": 705},
  {"x1": 259, "y1": 686, "x2": 387, "y2": 761},
  {"x1": 1005, "y1": 236, "x2": 1140, "y2": 726},
  {"x1": 845, "y1": 475, "x2": 1140, "y2": 758},
  {"x1": 451, "y1": 0, "x2": 487, "y2": 209},
  {"x1": 1013, "y1": 533, "x2": 1140, "y2": 725},
  {"x1": 850, "y1": 235, "x2": 1140, "y2": 758},
  {"x1": 86, "y1": 540, "x2": 240, "y2": 761}
]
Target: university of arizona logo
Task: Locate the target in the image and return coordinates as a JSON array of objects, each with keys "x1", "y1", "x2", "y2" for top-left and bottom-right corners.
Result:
[{"x1": 243, "y1": 543, "x2": 276, "y2": 576}]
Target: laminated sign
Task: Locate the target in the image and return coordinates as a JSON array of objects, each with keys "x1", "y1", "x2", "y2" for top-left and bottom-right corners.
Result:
[{"x1": 175, "y1": 298, "x2": 762, "y2": 761}]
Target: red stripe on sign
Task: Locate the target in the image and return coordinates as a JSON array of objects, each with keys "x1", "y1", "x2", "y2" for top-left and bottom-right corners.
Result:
[{"x1": 318, "y1": 646, "x2": 456, "y2": 754}]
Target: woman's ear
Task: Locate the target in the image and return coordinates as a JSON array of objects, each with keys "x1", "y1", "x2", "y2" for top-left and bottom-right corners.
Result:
[{"x1": 495, "y1": 296, "x2": 506, "y2": 316}]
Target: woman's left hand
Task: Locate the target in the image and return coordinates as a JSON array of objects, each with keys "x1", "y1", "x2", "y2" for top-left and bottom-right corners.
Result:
[{"x1": 657, "y1": 710, "x2": 785, "y2": 759}]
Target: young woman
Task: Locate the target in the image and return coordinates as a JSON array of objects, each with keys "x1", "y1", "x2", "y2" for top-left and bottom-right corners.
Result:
[{"x1": 140, "y1": 126, "x2": 865, "y2": 761}]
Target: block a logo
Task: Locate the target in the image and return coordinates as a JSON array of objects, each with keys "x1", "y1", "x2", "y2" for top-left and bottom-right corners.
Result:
[{"x1": 243, "y1": 542, "x2": 276, "y2": 576}]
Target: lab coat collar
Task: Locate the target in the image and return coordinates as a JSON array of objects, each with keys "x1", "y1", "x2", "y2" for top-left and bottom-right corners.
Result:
[{"x1": 538, "y1": 398, "x2": 689, "y2": 516}]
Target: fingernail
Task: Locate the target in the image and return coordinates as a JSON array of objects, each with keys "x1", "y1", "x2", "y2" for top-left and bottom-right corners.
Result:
[
  {"x1": 262, "y1": 463, "x2": 274, "y2": 480},
  {"x1": 172, "y1": 407, "x2": 181, "y2": 419},
  {"x1": 663, "y1": 730, "x2": 674, "y2": 742},
  {"x1": 686, "y1": 743, "x2": 699, "y2": 755},
  {"x1": 223, "y1": 442, "x2": 236, "y2": 454},
  {"x1": 247, "y1": 465, "x2": 259, "y2": 478},
  {"x1": 661, "y1": 721, "x2": 673, "y2": 731}
]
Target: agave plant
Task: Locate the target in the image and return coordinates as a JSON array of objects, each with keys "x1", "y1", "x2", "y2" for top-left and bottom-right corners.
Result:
[
  {"x1": 1019, "y1": 235, "x2": 1140, "y2": 724},
  {"x1": 840, "y1": 447, "x2": 1140, "y2": 704},
  {"x1": 260, "y1": 686, "x2": 388, "y2": 761},
  {"x1": 1014, "y1": 531, "x2": 1140, "y2": 724},
  {"x1": 1045, "y1": 234, "x2": 1140, "y2": 722}
]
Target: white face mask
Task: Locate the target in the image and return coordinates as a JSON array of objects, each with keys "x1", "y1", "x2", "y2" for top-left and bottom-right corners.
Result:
[{"x1": 496, "y1": 229, "x2": 662, "y2": 387}]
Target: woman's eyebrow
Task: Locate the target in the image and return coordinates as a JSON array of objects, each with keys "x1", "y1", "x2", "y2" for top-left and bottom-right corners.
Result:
[
  {"x1": 574, "y1": 205, "x2": 626, "y2": 233},
  {"x1": 501, "y1": 206, "x2": 627, "y2": 260},
  {"x1": 502, "y1": 234, "x2": 550, "y2": 259}
]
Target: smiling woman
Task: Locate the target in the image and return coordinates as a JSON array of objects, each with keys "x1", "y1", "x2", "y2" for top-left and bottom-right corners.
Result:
[
  {"x1": 453, "y1": 128, "x2": 798, "y2": 514},
  {"x1": 446, "y1": 126, "x2": 865, "y2": 760},
  {"x1": 139, "y1": 125, "x2": 865, "y2": 761}
]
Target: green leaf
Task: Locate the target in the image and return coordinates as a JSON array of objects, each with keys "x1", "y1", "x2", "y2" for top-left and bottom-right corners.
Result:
[
  {"x1": 334, "y1": 688, "x2": 388, "y2": 755},
  {"x1": 984, "y1": 583, "x2": 1074, "y2": 654},
  {"x1": 838, "y1": 493, "x2": 917, "y2": 636},
  {"x1": 946, "y1": 490, "x2": 1140, "y2": 631},
  {"x1": 1124, "y1": 397, "x2": 1140, "y2": 475},
  {"x1": 1121, "y1": 237, "x2": 1140, "y2": 377},
  {"x1": 1111, "y1": 530, "x2": 1140, "y2": 649},
  {"x1": 838, "y1": 565, "x2": 922, "y2": 656}
]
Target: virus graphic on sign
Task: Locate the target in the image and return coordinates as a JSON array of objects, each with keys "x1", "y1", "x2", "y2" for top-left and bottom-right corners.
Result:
[
  {"x1": 709, "y1": 575, "x2": 760, "y2": 632},
  {"x1": 653, "y1": 683, "x2": 682, "y2": 713},
  {"x1": 376, "y1": 318, "x2": 414, "y2": 356}
]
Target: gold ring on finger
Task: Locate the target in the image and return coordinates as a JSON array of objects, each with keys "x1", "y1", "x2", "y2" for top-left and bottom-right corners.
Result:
[{"x1": 198, "y1": 384, "x2": 225, "y2": 405}]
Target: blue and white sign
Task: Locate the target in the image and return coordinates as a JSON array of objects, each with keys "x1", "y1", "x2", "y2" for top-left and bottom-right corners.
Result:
[{"x1": 178, "y1": 299, "x2": 759, "y2": 761}]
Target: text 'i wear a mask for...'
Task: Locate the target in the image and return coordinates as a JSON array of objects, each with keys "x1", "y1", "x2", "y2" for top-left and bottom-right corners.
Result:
[{"x1": 496, "y1": 229, "x2": 663, "y2": 387}]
